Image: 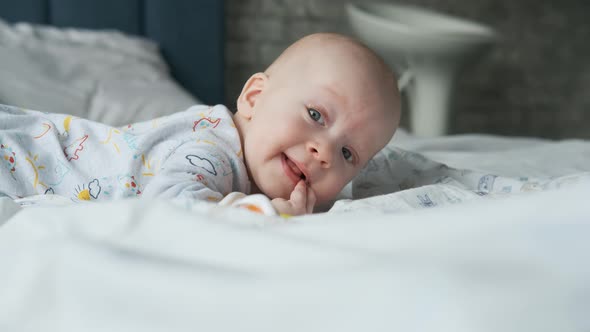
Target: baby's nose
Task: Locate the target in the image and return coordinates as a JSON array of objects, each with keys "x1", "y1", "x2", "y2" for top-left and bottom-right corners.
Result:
[{"x1": 308, "y1": 142, "x2": 333, "y2": 168}]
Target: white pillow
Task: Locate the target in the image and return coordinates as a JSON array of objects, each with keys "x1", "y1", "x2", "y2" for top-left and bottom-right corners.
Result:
[{"x1": 0, "y1": 18, "x2": 199, "y2": 126}]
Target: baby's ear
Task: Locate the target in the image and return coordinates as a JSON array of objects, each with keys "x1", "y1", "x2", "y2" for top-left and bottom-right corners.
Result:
[{"x1": 236, "y1": 72, "x2": 268, "y2": 119}]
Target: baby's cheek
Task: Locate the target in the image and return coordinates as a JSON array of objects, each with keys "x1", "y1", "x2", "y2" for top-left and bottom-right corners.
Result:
[
  {"x1": 258, "y1": 177, "x2": 291, "y2": 201},
  {"x1": 317, "y1": 173, "x2": 355, "y2": 203},
  {"x1": 314, "y1": 183, "x2": 342, "y2": 205}
]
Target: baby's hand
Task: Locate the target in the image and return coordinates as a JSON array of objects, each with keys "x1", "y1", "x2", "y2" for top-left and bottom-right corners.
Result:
[{"x1": 271, "y1": 180, "x2": 316, "y2": 216}]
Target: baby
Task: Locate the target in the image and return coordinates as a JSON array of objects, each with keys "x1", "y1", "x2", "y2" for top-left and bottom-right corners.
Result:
[{"x1": 0, "y1": 33, "x2": 400, "y2": 216}]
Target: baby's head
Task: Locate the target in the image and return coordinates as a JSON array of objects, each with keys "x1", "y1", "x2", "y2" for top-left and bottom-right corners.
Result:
[{"x1": 234, "y1": 33, "x2": 401, "y2": 205}]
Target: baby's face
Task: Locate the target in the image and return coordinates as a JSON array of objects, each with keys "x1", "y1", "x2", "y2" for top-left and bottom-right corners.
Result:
[{"x1": 237, "y1": 55, "x2": 398, "y2": 205}]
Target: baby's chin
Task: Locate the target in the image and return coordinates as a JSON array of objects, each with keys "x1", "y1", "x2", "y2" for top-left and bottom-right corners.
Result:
[
  {"x1": 264, "y1": 186, "x2": 293, "y2": 201},
  {"x1": 313, "y1": 193, "x2": 335, "y2": 207},
  {"x1": 251, "y1": 180, "x2": 290, "y2": 200}
]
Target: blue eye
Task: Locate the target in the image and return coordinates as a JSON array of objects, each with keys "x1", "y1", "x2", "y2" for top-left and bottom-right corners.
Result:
[
  {"x1": 307, "y1": 108, "x2": 324, "y2": 125},
  {"x1": 342, "y1": 147, "x2": 353, "y2": 162}
]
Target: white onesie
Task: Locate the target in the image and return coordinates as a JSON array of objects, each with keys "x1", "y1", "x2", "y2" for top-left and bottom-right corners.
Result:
[{"x1": 0, "y1": 104, "x2": 276, "y2": 215}]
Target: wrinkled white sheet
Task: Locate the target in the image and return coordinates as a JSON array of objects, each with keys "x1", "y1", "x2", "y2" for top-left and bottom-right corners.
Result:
[
  {"x1": 1, "y1": 131, "x2": 590, "y2": 332},
  {"x1": 330, "y1": 130, "x2": 590, "y2": 212},
  {"x1": 0, "y1": 184, "x2": 589, "y2": 332},
  {"x1": 392, "y1": 129, "x2": 590, "y2": 177}
]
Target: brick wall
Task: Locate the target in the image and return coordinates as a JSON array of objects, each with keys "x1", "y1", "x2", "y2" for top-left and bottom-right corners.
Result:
[{"x1": 225, "y1": 0, "x2": 590, "y2": 138}]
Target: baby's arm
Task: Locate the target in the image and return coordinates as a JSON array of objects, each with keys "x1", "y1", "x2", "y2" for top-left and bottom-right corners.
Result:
[{"x1": 142, "y1": 142, "x2": 277, "y2": 216}]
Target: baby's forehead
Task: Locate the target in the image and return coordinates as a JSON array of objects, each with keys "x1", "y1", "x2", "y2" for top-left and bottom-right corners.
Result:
[
  {"x1": 312, "y1": 76, "x2": 396, "y2": 121},
  {"x1": 341, "y1": 104, "x2": 396, "y2": 147}
]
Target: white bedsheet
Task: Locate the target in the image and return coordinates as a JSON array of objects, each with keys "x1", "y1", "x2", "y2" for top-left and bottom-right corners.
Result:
[
  {"x1": 392, "y1": 129, "x2": 590, "y2": 177},
  {"x1": 332, "y1": 131, "x2": 590, "y2": 212},
  {"x1": 1, "y1": 132, "x2": 590, "y2": 332},
  {"x1": 0, "y1": 185, "x2": 589, "y2": 332}
]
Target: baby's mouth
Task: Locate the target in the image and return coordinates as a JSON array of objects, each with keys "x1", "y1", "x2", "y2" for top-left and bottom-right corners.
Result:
[
  {"x1": 286, "y1": 155, "x2": 306, "y2": 181},
  {"x1": 282, "y1": 153, "x2": 307, "y2": 183}
]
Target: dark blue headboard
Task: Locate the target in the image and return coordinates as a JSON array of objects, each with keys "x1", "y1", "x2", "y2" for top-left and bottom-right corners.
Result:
[{"x1": 0, "y1": 0, "x2": 224, "y2": 105}]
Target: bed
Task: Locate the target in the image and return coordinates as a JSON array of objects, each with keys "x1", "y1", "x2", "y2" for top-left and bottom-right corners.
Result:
[{"x1": 1, "y1": 1, "x2": 590, "y2": 332}]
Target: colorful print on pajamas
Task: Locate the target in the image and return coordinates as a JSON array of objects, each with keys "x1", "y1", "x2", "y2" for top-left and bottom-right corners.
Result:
[{"x1": 0, "y1": 103, "x2": 276, "y2": 215}]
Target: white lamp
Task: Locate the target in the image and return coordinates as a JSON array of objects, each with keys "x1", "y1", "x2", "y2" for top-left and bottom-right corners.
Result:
[{"x1": 347, "y1": 3, "x2": 496, "y2": 136}]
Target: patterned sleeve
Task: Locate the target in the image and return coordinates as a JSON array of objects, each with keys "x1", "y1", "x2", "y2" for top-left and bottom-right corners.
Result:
[
  {"x1": 142, "y1": 141, "x2": 278, "y2": 216},
  {"x1": 142, "y1": 141, "x2": 234, "y2": 202}
]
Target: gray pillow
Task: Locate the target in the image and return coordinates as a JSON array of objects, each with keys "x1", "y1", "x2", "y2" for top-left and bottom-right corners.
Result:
[{"x1": 0, "y1": 18, "x2": 199, "y2": 125}]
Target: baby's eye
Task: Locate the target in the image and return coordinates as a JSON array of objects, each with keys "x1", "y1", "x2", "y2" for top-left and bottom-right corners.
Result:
[
  {"x1": 342, "y1": 147, "x2": 353, "y2": 162},
  {"x1": 307, "y1": 108, "x2": 325, "y2": 125}
]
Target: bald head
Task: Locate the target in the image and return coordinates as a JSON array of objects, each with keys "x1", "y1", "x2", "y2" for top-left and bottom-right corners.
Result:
[
  {"x1": 234, "y1": 33, "x2": 403, "y2": 204},
  {"x1": 265, "y1": 33, "x2": 401, "y2": 132}
]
